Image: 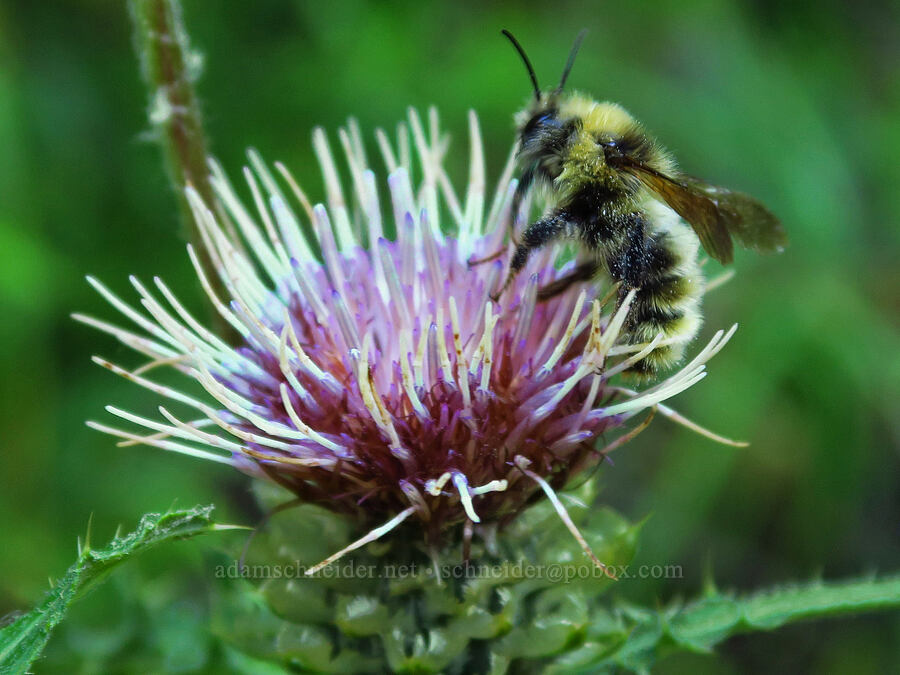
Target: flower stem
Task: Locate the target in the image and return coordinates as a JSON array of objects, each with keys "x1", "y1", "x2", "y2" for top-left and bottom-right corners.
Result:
[
  {"x1": 128, "y1": 0, "x2": 230, "y2": 334},
  {"x1": 130, "y1": 0, "x2": 213, "y2": 235}
]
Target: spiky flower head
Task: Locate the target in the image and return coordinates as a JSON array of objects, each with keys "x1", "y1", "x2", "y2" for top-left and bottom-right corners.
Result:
[{"x1": 80, "y1": 108, "x2": 735, "y2": 571}]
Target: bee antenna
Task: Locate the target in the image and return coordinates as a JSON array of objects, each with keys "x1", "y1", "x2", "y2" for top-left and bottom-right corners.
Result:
[
  {"x1": 501, "y1": 29, "x2": 541, "y2": 102},
  {"x1": 557, "y1": 29, "x2": 588, "y2": 92}
]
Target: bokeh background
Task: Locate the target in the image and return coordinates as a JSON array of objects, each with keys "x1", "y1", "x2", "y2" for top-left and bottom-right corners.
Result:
[{"x1": 1, "y1": 0, "x2": 897, "y2": 671}]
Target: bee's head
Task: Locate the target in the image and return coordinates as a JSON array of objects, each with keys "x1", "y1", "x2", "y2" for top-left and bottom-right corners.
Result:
[
  {"x1": 514, "y1": 101, "x2": 565, "y2": 165},
  {"x1": 503, "y1": 30, "x2": 586, "y2": 162}
]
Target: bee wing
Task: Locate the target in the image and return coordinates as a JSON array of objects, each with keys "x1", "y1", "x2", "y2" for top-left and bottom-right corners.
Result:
[
  {"x1": 618, "y1": 160, "x2": 734, "y2": 263},
  {"x1": 618, "y1": 159, "x2": 787, "y2": 264},
  {"x1": 679, "y1": 176, "x2": 789, "y2": 256}
]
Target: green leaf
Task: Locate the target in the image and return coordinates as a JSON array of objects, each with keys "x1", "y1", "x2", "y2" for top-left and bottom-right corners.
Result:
[
  {"x1": 605, "y1": 575, "x2": 900, "y2": 672},
  {"x1": 0, "y1": 505, "x2": 231, "y2": 675}
]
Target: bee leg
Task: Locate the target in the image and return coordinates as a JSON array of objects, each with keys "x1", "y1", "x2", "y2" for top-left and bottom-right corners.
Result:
[
  {"x1": 536, "y1": 260, "x2": 599, "y2": 302},
  {"x1": 491, "y1": 212, "x2": 569, "y2": 302},
  {"x1": 471, "y1": 168, "x2": 536, "y2": 267},
  {"x1": 509, "y1": 166, "x2": 536, "y2": 247},
  {"x1": 467, "y1": 246, "x2": 508, "y2": 267},
  {"x1": 510, "y1": 224, "x2": 522, "y2": 248}
]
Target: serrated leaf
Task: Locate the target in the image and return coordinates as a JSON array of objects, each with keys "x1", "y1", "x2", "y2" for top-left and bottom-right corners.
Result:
[
  {"x1": 605, "y1": 574, "x2": 900, "y2": 672},
  {"x1": 0, "y1": 505, "x2": 230, "y2": 675}
]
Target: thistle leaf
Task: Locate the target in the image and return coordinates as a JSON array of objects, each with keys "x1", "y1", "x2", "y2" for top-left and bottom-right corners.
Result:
[
  {"x1": 0, "y1": 505, "x2": 231, "y2": 674},
  {"x1": 550, "y1": 574, "x2": 900, "y2": 673}
]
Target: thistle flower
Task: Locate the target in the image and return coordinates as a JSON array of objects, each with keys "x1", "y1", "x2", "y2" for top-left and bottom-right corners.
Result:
[{"x1": 79, "y1": 108, "x2": 736, "y2": 573}]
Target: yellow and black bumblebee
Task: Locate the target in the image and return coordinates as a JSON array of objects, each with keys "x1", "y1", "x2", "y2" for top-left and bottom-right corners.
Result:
[{"x1": 486, "y1": 30, "x2": 787, "y2": 376}]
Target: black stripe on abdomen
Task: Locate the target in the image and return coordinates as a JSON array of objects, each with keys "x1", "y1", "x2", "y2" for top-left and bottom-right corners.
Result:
[{"x1": 617, "y1": 228, "x2": 703, "y2": 377}]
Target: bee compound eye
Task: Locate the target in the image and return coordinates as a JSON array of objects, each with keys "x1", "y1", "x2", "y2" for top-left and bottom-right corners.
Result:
[{"x1": 524, "y1": 111, "x2": 560, "y2": 136}]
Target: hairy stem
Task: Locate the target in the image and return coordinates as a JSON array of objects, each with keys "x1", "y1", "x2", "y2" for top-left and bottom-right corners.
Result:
[{"x1": 128, "y1": 0, "x2": 231, "y2": 335}]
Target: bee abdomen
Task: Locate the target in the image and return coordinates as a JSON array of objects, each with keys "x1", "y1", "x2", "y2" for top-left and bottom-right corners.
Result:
[{"x1": 621, "y1": 224, "x2": 704, "y2": 377}]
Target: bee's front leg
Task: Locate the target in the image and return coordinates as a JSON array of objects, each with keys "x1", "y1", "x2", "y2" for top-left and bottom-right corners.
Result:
[
  {"x1": 492, "y1": 211, "x2": 570, "y2": 301},
  {"x1": 509, "y1": 166, "x2": 536, "y2": 247},
  {"x1": 468, "y1": 168, "x2": 538, "y2": 268}
]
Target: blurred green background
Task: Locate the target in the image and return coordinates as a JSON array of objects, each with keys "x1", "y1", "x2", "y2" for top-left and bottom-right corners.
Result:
[{"x1": 1, "y1": 0, "x2": 897, "y2": 671}]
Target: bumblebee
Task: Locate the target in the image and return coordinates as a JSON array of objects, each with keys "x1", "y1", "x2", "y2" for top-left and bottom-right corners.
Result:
[{"x1": 486, "y1": 30, "x2": 787, "y2": 376}]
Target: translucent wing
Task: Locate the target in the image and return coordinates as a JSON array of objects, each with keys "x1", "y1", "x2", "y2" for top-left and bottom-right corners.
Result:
[
  {"x1": 616, "y1": 157, "x2": 787, "y2": 264},
  {"x1": 680, "y1": 176, "x2": 788, "y2": 256},
  {"x1": 620, "y1": 162, "x2": 733, "y2": 263}
]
